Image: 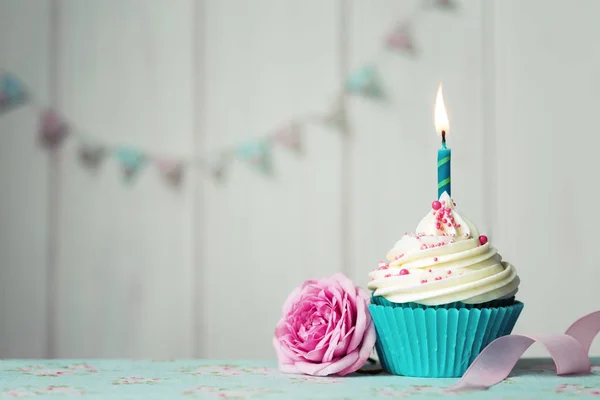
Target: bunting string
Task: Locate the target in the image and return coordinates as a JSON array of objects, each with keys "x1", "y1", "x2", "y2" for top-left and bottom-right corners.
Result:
[{"x1": 0, "y1": 0, "x2": 453, "y2": 187}]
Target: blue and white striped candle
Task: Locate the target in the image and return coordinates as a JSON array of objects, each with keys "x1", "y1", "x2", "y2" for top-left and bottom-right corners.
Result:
[{"x1": 435, "y1": 84, "x2": 451, "y2": 199}]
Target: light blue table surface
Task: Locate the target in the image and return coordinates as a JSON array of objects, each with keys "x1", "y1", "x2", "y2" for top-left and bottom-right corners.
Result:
[{"x1": 0, "y1": 358, "x2": 599, "y2": 399}]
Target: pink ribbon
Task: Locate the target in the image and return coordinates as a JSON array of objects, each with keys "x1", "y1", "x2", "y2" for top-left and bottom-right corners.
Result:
[{"x1": 447, "y1": 311, "x2": 600, "y2": 392}]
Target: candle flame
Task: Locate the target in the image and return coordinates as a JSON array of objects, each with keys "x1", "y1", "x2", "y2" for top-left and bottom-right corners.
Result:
[{"x1": 435, "y1": 83, "x2": 449, "y2": 135}]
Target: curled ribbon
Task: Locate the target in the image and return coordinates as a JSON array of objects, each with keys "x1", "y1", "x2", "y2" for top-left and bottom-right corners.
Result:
[{"x1": 447, "y1": 310, "x2": 600, "y2": 392}]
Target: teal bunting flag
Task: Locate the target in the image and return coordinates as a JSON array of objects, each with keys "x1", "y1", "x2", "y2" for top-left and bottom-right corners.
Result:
[
  {"x1": 0, "y1": 73, "x2": 27, "y2": 112},
  {"x1": 237, "y1": 139, "x2": 272, "y2": 174},
  {"x1": 115, "y1": 147, "x2": 146, "y2": 182},
  {"x1": 345, "y1": 66, "x2": 384, "y2": 99}
]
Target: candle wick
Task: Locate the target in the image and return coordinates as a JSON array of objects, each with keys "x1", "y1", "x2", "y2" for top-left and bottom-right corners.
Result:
[{"x1": 441, "y1": 130, "x2": 447, "y2": 149}]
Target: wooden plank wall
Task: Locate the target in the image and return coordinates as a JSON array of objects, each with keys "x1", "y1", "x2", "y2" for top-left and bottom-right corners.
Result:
[{"x1": 1, "y1": 0, "x2": 598, "y2": 359}]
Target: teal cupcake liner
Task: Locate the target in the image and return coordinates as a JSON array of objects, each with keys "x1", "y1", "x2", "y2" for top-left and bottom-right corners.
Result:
[
  {"x1": 369, "y1": 301, "x2": 524, "y2": 378},
  {"x1": 371, "y1": 294, "x2": 516, "y2": 309}
]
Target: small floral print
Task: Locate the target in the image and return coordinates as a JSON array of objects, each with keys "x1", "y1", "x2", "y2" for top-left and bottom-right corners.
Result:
[
  {"x1": 2, "y1": 388, "x2": 36, "y2": 398},
  {"x1": 555, "y1": 384, "x2": 600, "y2": 395},
  {"x1": 288, "y1": 376, "x2": 343, "y2": 384},
  {"x1": 112, "y1": 377, "x2": 162, "y2": 385},
  {"x1": 182, "y1": 386, "x2": 276, "y2": 399},
  {"x1": 181, "y1": 365, "x2": 276, "y2": 377},
  {"x1": 36, "y1": 386, "x2": 85, "y2": 395},
  {"x1": 17, "y1": 364, "x2": 97, "y2": 377},
  {"x1": 2, "y1": 386, "x2": 85, "y2": 397},
  {"x1": 240, "y1": 367, "x2": 277, "y2": 375},
  {"x1": 373, "y1": 385, "x2": 447, "y2": 398},
  {"x1": 515, "y1": 361, "x2": 556, "y2": 374},
  {"x1": 183, "y1": 365, "x2": 245, "y2": 377}
]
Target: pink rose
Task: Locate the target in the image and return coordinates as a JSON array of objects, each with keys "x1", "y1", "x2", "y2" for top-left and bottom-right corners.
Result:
[{"x1": 273, "y1": 273, "x2": 376, "y2": 376}]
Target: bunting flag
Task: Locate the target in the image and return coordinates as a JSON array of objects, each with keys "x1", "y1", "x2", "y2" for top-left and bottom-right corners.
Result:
[
  {"x1": 323, "y1": 96, "x2": 348, "y2": 133},
  {"x1": 0, "y1": 2, "x2": 447, "y2": 187},
  {"x1": 345, "y1": 66, "x2": 384, "y2": 99},
  {"x1": 237, "y1": 139, "x2": 272, "y2": 174},
  {"x1": 272, "y1": 122, "x2": 302, "y2": 154},
  {"x1": 115, "y1": 147, "x2": 146, "y2": 182},
  {"x1": 156, "y1": 159, "x2": 184, "y2": 186},
  {"x1": 207, "y1": 153, "x2": 229, "y2": 182},
  {"x1": 38, "y1": 109, "x2": 69, "y2": 149},
  {"x1": 435, "y1": 0, "x2": 454, "y2": 9},
  {"x1": 386, "y1": 22, "x2": 415, "y2": 53},
  {"x1": 0, "y1": 73, "x2": 27, "y2": 112},
  {"x1": 78, "y1": 141, "x2": 106, "y2": 169}
]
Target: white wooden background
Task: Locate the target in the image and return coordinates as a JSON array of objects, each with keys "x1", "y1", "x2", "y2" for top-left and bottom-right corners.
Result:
[{"x1": 1, "y1": 0, "x2": 599, "y2": 359}]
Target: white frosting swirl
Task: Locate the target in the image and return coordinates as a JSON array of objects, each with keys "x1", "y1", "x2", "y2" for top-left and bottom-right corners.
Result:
[{"x1": 367, "y1": 192, "x2": 519, "y2": 306}]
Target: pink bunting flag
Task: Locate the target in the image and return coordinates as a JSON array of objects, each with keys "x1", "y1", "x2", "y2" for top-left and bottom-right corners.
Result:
[
  {"x1": 446, "y1": 310, "x2": 600, "y2": 392},
  {"x1": 272, "y1": 122, "x2": 302, "y2": 153},
  {"x1": 39, "y1": 109, "x2": 69, "y2": 149},
  {"x1": 156, "y1": 158, "x2": 184, "y2": 186},
  {"x1": 435, "y1": 0, "x2": 454, "y2": 9},
  {"x1": 386, "y1": 22, "x2": 415, "y2": 53}
]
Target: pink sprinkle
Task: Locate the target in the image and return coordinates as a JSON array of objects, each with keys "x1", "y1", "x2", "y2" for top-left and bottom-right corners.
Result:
[
  {"x1": 433, "y1": 257, "x2": 439, "y2": 262},
  {"x1": 435, "y1": 276, "x2": 442, "y2": 281},
  {"x1": 399, "y1": 269, "x2": 409, "y2": 275},
  {"x1": 420, "y1": 244, "x2": 427, "y2": 250},
  {"x1": 447, "y1": 223, "x2": 452, "y2": 227},
  {"x1": 436, "y1": 213, "x2": 443, "y2": 220},
  {"x1": 436, "y1": 222, "x2": 441, "y2": 229},
  {"x1": 428, "y1": 244, "x2": 435, "y2": 248},
  {"x1": 456, "y1": 224, "x2": 461, "y2": 228},
  {"x1": 384, "y1": 273, "x2": 392, "y2": 278},
  {"x1": 479, "y1": 235, "x2": 488, "y2": 246},
  {"x1": 432, "y1": 200, "x2": 442, "y2": 210},
  {"x1": 441, "y1": 200, "x2": 446, "y2": 205},
  {"x1": 447, "y1": 270, "x2": 452, "y2": 274},
  {"x1": 445, "y1": 207, "x2": 451, "y2": 213},
  {"x1": 442, "y1": 219, "x2": 448, "y2": 223},
  {"x1": 450, "y1": 217, "x2": 455, "y2": 222},
  {"x1": 428, "y1": 269, "x2": 432, "y2": 273},
  {"x1": 420, "y1": 279, "x2": 428, "y2": 284}
]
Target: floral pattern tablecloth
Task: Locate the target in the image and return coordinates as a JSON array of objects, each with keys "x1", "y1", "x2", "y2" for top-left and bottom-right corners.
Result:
[{"x1": 0, "y1": 358, "x2": 599, "y2": 399}]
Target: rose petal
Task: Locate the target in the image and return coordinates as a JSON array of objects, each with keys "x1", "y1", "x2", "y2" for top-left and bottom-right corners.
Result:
[
  {"x1": 273, "y1": 336, "x2": 295, "y2": 364},
  {"x1": 278, "y1": 362, "x2": 301, "y2": 374},
  {"x1": 304, "y1": 346, "x2": 327, "y2": 362},
  {"x1": 345, "y1": 292, "x2": 370, "y2": 354},
  {"x1": 294, "y1": 351, "x2": 360, "y2": 376},
  {"x1": 322, "y1": 329, "x2": 341, "y2": 363},
  {"x1": 333, "y1": 326, "x2": 355, "y2": 358},
  {"x1": 332, "y1": 273, "x2": 358, "y2": 300},
  {"x1": 337, "y1": 320, "x2": 377, "y2": 376},
  {"x1": 356, "y1": 286, "x2": 370, "y2": 302},
  {"x1": 282, "y1": 286, "x2": 303, "y2": 315}
]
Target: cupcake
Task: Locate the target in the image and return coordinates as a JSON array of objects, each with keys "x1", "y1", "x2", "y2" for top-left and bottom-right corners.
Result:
[{"x1": 367, "y1": 192, "x2": 523, "y2": 378}]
